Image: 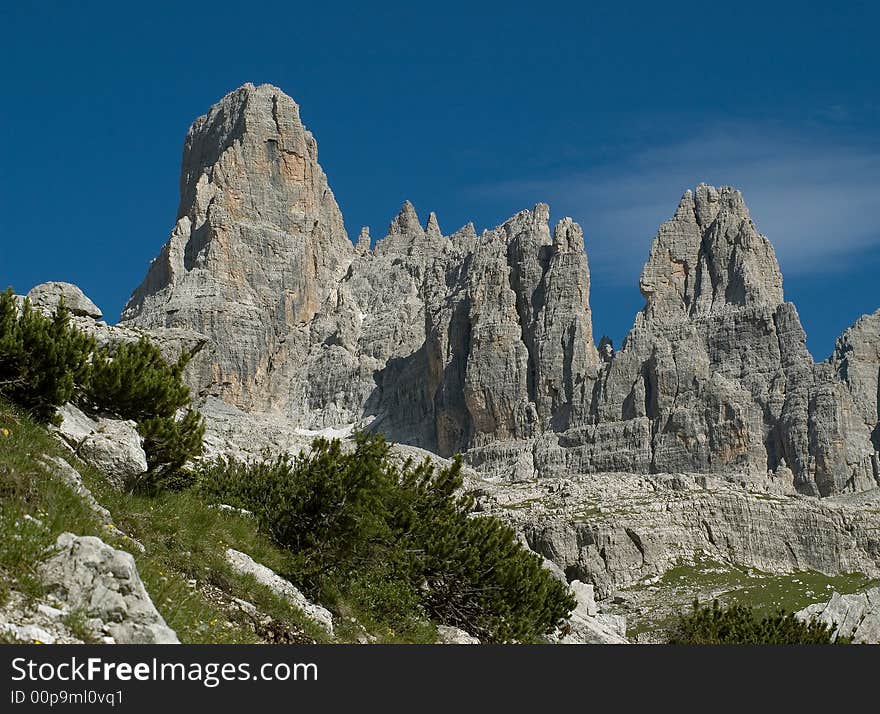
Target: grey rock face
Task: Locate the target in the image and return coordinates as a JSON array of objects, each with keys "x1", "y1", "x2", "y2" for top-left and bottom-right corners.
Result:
[
  {"x1": 55, "y1": 404, "x2": 147, "y2": 489},
  {"x1": 39, "y1": 533, "x2": 179, "y2": 644},
  {"x1": 224, "y1": 548, "x2": 333, "y2": 634},
  {"x1": 796, "y1": 587, "x2": 880, "y2": 643},
  {"x1": 26, "y1": 282, "x2": 103, "y2": 318},
  {"x1": 581, "y1": 186, "x2": 876, "y2": 496},
  {"x1": 830, "y1": 310, "x2": 880, "y2": 451},
  {"x1": 120, "y1": 84, "x2": 599, "y2": 454},
  {"x1": 489, "y1": 472, "x2": 880, "y2": 599},
  {"x1": 423, "y1": 207, "x2": 600, "y2": 453},
  {"x1": 121, "y1": 84, "x2": 879, "y2": 500},
  {"x1": 122, "y1": 83, "x2": 353, "y2": 411}
]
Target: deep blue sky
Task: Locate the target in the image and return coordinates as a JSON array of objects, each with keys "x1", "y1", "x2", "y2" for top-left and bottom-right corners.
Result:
[{"x1": 1, "y1": 1, "x2": 878, "y2": 359}]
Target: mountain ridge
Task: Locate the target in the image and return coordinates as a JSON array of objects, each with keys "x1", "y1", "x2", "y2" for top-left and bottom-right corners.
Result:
[{"x1": 119, "y1": 83, "x2": 880, "y2": 499}]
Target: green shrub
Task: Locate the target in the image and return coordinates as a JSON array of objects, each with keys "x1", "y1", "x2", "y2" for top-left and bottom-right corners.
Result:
[
  {"x1": 84, "y1": 339, "x2": 190, "y2": 421},
  {"x1": 0, "y1": 289, "x2": 204, "y2": 491},
  {"x1": 668, "y1": 599, "x2": 847, "y2": 644},
  {"x1": 82, "y1": 338, "x2": 205, "y2": 492},
  {"x1": 197, "y1": 431, "x2": 575, "y2": 642},
  {"x1": 0, "y1": 289, "x2": 94, "y2": 424},
  {"x1": 197, "y1": 435, "x2": 404, "y2": 582}
]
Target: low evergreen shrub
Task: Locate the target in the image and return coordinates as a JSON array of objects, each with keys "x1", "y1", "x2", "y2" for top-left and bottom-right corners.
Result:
[
  {"x1": 668, "y1": 599, "x2": 846, "y2": 644},
  {"x1": 0, "y1": 289, "x2": 204, "y2": 491},
  {"x1": 197, "y1": 431, "x2": 575, "y2": 642},
  {"x1": 83, "y1": 338, "x2": 205, "y2": 493},
  {"x1": 0, "y1": 289, "x2": 94, "y2": 424},
  {"x1": 82, "y1": 339, "x2": 205, "y2": 493}
]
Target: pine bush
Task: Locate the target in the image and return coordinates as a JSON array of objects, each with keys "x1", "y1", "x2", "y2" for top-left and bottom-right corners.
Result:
[
  {"x1": 84, "y1": 338, "x2": 190, "y2": 420},
  {"x1": 0, "y1": 289, "x2": 94, "y2": 424},
  {"x1": 668, "y1": 599, "x2": 847, "y2": 644},
  {"x1": 0, "y1": 289, "x2": 203, "y2": 492},
  {"x1": 83, "y1": 338, "x2": 205, "y2": 491},
  {"x1": 197, "y1": 431, "x2": 575, "y2": 642}
]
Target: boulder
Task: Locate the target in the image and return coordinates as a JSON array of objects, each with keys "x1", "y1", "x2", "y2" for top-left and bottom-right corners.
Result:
[
  {"x1": 26, "y1": 281, "x2": 102, "y2": 318},
  {"x1": 39, "y1": 533, "x2": 178, "y2": 644},
  {"x1": 56, "y1": 404, "x2": 148, "y2": 488},
  {"x1": 571, "y1": 580, "x2": 598, "y2": 617},
  {"x1": 551, "y1": 576, "x2": 628, "y2": 644},
  {"x1": 78, "y1": 419, "x2": 148, "y2": 487},
  {"x1": 225, "y1": 548, "x2": 334, "y2": 634},
  {"x1": 796, "y1": 587, "x2": 880, "y2": 643}
]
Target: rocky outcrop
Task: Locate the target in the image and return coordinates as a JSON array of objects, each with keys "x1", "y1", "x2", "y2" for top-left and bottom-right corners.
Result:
[
  {"x1": 422, "y1": 207, "x2": 599, "y2": 454},
  {"x1": 118, "y1": 85, "x2": 600, "y2": 453},
  {"x1": 830, "y1": 310, "x2": 880, "y2": 452},
  {"x1": 561, "y1": 186, "x2": 876, "y2": 497},
  {"x1": 122, "y1": 83, "x2": 353, "y2": 411},
  {"x1": 556, "y1": 580, "x2": 628, "y2": 644},
  {"x1": 39, "y1": 533, "x2": 179, "y2": 644},
  {"x1": 56, "y1": 405, "x2": 148, "y2": 489},
  {"x1": 796, "y1": 587, "x2": 880, "y2": 643},
  {"x1": 224, "y1": 548, "x2": 333, "y2": 634},
  {"x1": 119, "y1": 84, "x2": 880, "y2": 500},
  {"x1": 475, "y1": 471, "x2": 880, "y2": 600},
  {"x1": 20, "y1": 281, "x2": 213, "y2": 402},
  {"x1": 26, "y1": 281, "x2": 102, "y2": 319},
  {"x1": 55, "y1": 403, "x2": 148, "y2": 489}
]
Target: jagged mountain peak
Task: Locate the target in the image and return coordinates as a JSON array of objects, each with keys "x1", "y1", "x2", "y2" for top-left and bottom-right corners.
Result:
[{"x1": 639, "y1": 184, "x2": 784, "y2": 322}]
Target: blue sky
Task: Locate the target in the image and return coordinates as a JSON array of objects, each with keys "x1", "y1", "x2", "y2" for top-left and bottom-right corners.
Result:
[{"x1": 1, "y1": 1, "x2": 878, "y2": 358}]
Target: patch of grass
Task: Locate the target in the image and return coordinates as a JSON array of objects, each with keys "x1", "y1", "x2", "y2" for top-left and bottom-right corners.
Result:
[
  {"x1": 0, "y1": 398, "x2": 339, "y2": 643},
  {"x1": 62, "y1": 609, "x2": 100, "y2": 643},
  {"x1": 85, "y1": 488, "x2": 335, "y2": 643},
  {"x1": 573, "y1": 504, "x2": 602, "y2": 520},
  {"x1": 621, "y1": 551, "x2": 880, "y2": 638},
  {"x1": 721, "y1": 570, "x2": 880, "y2": 616},
  {"x1": 0, "y1": 404, "x2": 102, "y2": 605}
]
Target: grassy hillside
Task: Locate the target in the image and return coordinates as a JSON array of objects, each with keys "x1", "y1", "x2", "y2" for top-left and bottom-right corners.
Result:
[{"x1": 0, "y1": 398, "x2": 431, "y2": 643}]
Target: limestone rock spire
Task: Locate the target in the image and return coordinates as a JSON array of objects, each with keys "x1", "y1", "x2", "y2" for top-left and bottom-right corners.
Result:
[
  {"x1": 121, "y1": 83, "x2": 354, "y2": 409},
  {"x1": 639, "y1": 184, "x2": 784, "y2": 323},
  {"x1": 425, "y1": 211, "x2": 442, "y2": 240}
]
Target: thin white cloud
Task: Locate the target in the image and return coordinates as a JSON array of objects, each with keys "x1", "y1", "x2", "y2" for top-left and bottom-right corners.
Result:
[{"x1": 468, "y1": 125, "x2": 880, "y2": 287}]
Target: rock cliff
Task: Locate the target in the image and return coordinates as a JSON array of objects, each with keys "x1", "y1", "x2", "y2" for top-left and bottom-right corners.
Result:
[
  {"x1": 122, "y1": 83, "x2": 353, "y2": 410},
  {"x1": 121, "y1": 83, "x2": 880, "y2": 501}
]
